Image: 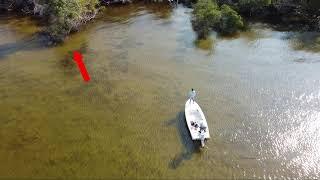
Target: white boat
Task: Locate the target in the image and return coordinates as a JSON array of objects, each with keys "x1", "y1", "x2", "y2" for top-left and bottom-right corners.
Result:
[{"x1": 185, "y1": 99, "x2": 210, "y2": 147}]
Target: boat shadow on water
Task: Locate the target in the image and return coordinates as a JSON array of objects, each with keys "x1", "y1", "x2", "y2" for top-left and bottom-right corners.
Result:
[{"x1": 165, "y1": 111, "x2": 201, "y2": 169}]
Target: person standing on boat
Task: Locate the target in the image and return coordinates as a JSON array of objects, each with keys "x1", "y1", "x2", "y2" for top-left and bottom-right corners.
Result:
[{"x1": 189, "y1": 88, "x2": 196, "y2": 103}]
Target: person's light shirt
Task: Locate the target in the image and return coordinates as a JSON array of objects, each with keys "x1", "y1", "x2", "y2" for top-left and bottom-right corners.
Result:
[{"x1": 189, "y1": 90, "x2": 196, "y2": 99}]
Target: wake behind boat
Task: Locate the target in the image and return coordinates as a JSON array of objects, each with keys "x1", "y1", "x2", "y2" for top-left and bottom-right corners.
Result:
[{"x1": 185, "y1": 99, "x2": 210, "y2": 147}]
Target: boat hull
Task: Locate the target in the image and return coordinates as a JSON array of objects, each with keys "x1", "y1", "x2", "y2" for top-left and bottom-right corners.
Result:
[{"x1": 185, "y1": 99, "x2": 210, "y2": 141}]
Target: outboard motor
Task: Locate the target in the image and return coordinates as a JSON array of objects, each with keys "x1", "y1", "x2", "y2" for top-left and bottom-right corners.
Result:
[
  {"x1": 200, "y1": 129, "x2": 205, "y2": 147},
  {"x1": 199, "y1": 125, "x2": 207, "y2": 148},
  {"x1": 200, "y1": 136, "x2": 205, "y2": 147}
]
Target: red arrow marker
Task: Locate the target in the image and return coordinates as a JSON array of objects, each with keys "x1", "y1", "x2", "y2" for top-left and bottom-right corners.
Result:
[{"x1": 73, "y1": 51, "x2": 90, "y2": 82}]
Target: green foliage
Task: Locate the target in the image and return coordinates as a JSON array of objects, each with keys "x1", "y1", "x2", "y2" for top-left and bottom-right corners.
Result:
[
  {"x1": 47, "y1": 17, "x2": 72, "y2": 42},
  {"x1": 220, "y1": 4, "x2": 244, "y2": 34},
  {"x1": 48, "y1": 0, "x2": 79, "y2": 19},
  {"x1": 192, "y1": 0, "x2": 221, "y2": 39},
  {"x1": 46, "y1": 0, "x2": 99, "y2": 42},
  {"x1": 47, "y1": 0, "x2": 98, "y2": 17},
  {"x1": 192, "y1": 0, "x2": 244, "y2": 38}
]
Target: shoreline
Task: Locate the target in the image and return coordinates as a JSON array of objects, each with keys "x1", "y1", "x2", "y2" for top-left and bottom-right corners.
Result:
[{"x1": 1, "y1": 0, "x2": 319, "y2": 43}]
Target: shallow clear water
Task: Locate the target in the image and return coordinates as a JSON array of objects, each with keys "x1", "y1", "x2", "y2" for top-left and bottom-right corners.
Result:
[{"x1": 0, "y1": 4, "x2": 320, "y2": 178}]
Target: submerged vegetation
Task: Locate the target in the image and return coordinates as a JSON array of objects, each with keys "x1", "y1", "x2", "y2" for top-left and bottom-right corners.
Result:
[{"x1": 194, "y1": 38, "x2": 214, "y2": 50}]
